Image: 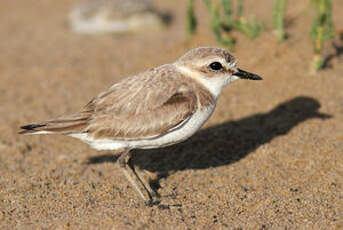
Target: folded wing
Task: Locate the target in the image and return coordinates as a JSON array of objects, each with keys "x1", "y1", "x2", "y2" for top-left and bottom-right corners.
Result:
[{"x1": 19, "y1": 65, "x2": 213, "y2": 140}]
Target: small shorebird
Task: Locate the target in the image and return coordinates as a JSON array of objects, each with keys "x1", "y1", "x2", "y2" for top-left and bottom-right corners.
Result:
[{"x1": 20, "y1": 47, "x2": 262, "y2": 205}]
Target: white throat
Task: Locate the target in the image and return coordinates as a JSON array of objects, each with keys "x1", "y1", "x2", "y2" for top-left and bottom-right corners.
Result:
[{"x1": 175, "y1": 64, "x2": 239, "y2": 100}]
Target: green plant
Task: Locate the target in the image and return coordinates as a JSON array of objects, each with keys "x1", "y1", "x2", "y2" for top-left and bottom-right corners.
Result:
[
  {"x1": 273, "y1": 0, "x2": 287, "y2": 42},
  {"x1": 311, "y1": 0, "x2": 334, "y2": 72},
  {"x1": 233, "y1": 0, "x2": 263, "y2": 40},
  {"x1": 187, "y1": 0, "x2": 335, "y2": 72},
  {"x1": 209, "y1": 3, "x2": 235, "y2": 49},
  {"x1": 202, "y1": 0, "x2": 211, "y2": 9},
  {"x1": 186, "y1": 0, "x2": 197, "y2": 39},
  {"x1": 203, "y1": 0, "x2": 263, "y2": 49}
]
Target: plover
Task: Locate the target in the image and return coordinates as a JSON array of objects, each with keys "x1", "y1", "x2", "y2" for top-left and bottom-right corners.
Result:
[
  {"x1": 20, "y1": 47, "x2": 262, "y2": 205},
  {"x1": 69, "y1": 0, "x2": 165, "y2": 34}
]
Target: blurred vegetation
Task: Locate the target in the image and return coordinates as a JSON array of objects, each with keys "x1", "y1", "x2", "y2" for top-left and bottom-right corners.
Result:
[
  {"x1": 202, "y1": 0, "x2": 263, "y2": 49},
  {"x1": 186, "y1": 0, "x2": 336, "y2": 73},
  {"x1": 310, "y1": 0, "x2": 334, "y2": 72},
  {"x1": 186, "y1": 0, "x2": 197, "y2": 39},
  {"x1": 273, "y1": 0, "x2": 287, "y2": 42}
]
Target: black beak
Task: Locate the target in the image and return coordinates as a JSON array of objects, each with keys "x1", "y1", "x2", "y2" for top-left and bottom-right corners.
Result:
[{"x1": 235, "y1": 68, "x2": 262, "y2": 80}]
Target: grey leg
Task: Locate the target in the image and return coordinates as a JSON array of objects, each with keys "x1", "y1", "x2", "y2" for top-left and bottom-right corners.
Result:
[
  {"x1": 118, "y1": 149, "x2": 154, "y2": 205},
  {"x1": 134, "y1": 167, "x2": 160, "y2": 199}
]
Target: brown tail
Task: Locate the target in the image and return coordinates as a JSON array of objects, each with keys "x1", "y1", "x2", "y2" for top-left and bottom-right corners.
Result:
[{"x1": 19, "y1": 111, "x2": 91, "y2": 135}]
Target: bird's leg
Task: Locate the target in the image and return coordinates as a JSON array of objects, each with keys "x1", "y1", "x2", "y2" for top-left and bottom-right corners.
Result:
[
  {"x1": 134, "y1": 167, "x2": 160, "y2": 199},
  {"x1": 118, "y1": 149, "x2": 154, "y2": 205}
]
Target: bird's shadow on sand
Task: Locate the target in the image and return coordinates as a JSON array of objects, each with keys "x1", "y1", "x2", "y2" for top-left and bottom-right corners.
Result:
[{"x1": 88, "y1": 96, "x2": 331, "y2": 189}]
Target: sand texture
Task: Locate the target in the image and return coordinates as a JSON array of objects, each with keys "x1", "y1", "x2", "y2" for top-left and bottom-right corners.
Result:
[{"x1": 0, "y1": 0, "x2": 342, "y2": 229}]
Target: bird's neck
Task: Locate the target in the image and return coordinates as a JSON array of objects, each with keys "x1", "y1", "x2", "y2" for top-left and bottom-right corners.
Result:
[{"x1": 175, "y1": 65, "x2": 231, "y2": 100}]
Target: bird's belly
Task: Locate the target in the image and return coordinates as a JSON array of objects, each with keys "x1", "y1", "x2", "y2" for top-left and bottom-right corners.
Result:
[
  {"x1": 77, "y1": 105, "x2": 215, "y2": 151},
  {"x1": 133, "y1": 105, "x2": 215, "y2": 149}
]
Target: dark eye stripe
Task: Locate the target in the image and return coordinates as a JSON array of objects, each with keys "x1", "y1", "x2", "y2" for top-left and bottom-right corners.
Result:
[{"x1": 209, "y1": 62, "x2": 223, "y2": 71}]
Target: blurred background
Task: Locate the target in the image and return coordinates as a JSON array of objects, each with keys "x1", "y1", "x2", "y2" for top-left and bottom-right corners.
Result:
[{"x1": 0, "y1": 0, "x2": 342, "y2": 229}]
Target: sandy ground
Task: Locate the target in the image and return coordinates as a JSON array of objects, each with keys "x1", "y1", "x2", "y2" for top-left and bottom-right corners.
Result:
[{"x1": 0, "y1": 0, "x2": 343, "y2": 229}]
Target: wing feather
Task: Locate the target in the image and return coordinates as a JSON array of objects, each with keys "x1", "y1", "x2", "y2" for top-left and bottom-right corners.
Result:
[
  {"x1": 20, "y1": 65, "x2": 215, "y2": 139},
  {"x1": 85, "y1": 66, "x2": 200, "y2": 140}
]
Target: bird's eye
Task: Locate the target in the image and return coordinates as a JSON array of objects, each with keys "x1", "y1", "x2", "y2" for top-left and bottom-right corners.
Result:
[{"x1": 209, "y1": 62, "x2": 223, "y2": 71}]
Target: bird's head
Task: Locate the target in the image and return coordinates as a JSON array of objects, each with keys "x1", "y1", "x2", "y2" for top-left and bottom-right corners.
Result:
[
  {"x1": 176, "y1": 47, "x2": 262, "y2": 81},
  {"x1": 174, "y1": 47, "x2": 262, "y2": 97}
]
